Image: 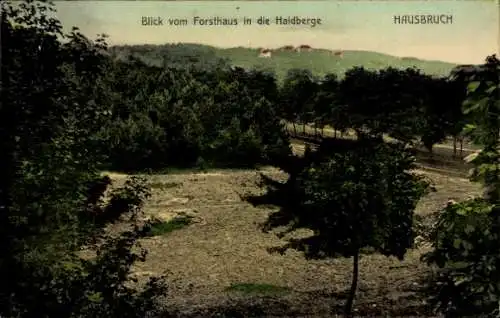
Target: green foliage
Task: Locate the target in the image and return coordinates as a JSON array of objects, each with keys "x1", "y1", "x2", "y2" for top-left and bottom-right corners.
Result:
[
  {"x1": 426, "y1": 199, "x2": 494, "y2": 265},
  {"x1": 246, "y1": 137, "x2": 431, "y2": 315},
  {"x1": 99, "y1": 176, "x2": 151, "y2": 224},
  {"x1": 339, "y1": 67, "x2": 424, "y2": 139},
  {"x1": 462, "y1": 56, "x2": 500, "y2": 203},
  {"x1": 282, "y1": 66, "x2": 466, "y2": 154},
  {"x1": 109, "y1": 43, "x2": 230, "y2": 71},
  {"x1": 2, "y1": 0, "x2": 494, "y2": 316},
  {"x1": 424, "y1": 55, "x2": 500, "y2": 317},
  {"x1": 423, "y1": 199, "x2": 498, "y2": 316},
  {"x1": 96, "y1": 58, "x2": 291, "y2": 172},
  {"x1": 256, "y1": 139, "x2": 430, "y2": 259},
  {"x1": 313, "y1": 74, "x2": 348, "y2": 134},
  {"x1": 146, "y1": 216, "x2": 193, "y2": 237},
  {"x1": 420, "y1": 77, "x2": 466, "y2": 152},
  {"x1": 280, "y1": 69, "x2": 319, "y2": 126},
  {"x1": 0, "y1": 1, "x2": 168, "y2": 316}
]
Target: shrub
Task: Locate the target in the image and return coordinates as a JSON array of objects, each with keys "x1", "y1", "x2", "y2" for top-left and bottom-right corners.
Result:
[{"x1": 423, "y1": 199, "x2": 498, "y2": 316}]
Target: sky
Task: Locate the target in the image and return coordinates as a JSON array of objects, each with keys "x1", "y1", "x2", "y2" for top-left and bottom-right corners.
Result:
[{"x1": 52, "y1": 1, "x2": 499, "y2": 64}]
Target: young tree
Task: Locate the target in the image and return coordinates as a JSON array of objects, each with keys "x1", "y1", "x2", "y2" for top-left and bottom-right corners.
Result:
[{"x1": 246, "y1": 137, "x2": 431, "y2": 316}]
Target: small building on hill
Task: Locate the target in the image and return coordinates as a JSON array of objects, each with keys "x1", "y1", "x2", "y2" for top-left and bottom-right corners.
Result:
[
  {"x1": 333, "y1": 50, "x2": 344, "y2": 58},
  {"x1": 259, "y1": 49, "x2": 272, "y2": 58},
  {"x1": 296, "y1": 45, "x2": 312, "y2": 53}
]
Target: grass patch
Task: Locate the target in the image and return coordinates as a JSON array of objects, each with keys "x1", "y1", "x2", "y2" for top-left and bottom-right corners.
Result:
[
  {"x1": 149, "y1": 181, "x2": 179, "y2": 190},
  {"x1": 226, "y1": 283, "x2": 292, "y2": 296},
  {"x1": 146, "y1": 216, "x2": 193, "y2": 236}
]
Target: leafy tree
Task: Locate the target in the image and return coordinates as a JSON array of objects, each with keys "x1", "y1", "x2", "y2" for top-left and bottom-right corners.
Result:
[
  {"x1": 445, "y1": 78, "x2": 469, "y2": 158},
  {"x1": 1, "y1": 1, "x2": 167, "y2": 316},
  {"x1": 424, "y1": 55, "x2": 500, "y2": 316},
  {"x1": 280, "y1": 69, "x2": 318, "y2": 135},
  {"x1": 95, "y1": 55, "x2": 289, "y2": 171},
  {"x1": 338, "y1": 67, "x2": 429, "y2": 142},
  {"x1": 314, "y1": 74, "x2": 347, "y2": 137},
  {"x1": 419, "y1": 77, "x2": 466, "y2": 157},
  {"x1": 246, "y1": 137, "x2": 431, "y2": 316}
]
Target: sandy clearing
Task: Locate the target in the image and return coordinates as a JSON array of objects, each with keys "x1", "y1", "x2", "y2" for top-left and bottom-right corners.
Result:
[{"x1": 107, "y1": 166, "x2": 481, "y2": 316}]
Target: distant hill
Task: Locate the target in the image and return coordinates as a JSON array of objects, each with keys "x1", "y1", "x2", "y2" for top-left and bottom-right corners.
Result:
[{"x1": 110, "y1": 43, "x2": 458, "y2": 81}]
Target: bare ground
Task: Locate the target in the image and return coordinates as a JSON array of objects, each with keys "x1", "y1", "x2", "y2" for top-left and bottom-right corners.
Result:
[{"x1": 104, "y1": 159, "x2": 482, "y2": 316}]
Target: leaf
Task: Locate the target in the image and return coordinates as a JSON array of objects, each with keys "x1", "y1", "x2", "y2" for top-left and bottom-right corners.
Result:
[
  {"x1": 462, "y1": 123, "x2": 477, "y2": 135},
  {"x1": 463, "y1": 97, "x2": 489, "y2": 114},
  {"x1": 454, "y1": 276, "x2": 468, "y2": 286},
  {"x1": 88, "y1": 292, "x2": 103, "y2": 303},
  {"x1": 463, "y1": 240, "x2": 474, "y2": 251},
  {"x1": 485, "y1": 85, "x2": 497, "y2": 95},
  {"x1": 467, "y1": 81, "x2": 481, "y2": 94},
  {"x1": 464, "y1": 224, "x2": 475, "y2": 234}
]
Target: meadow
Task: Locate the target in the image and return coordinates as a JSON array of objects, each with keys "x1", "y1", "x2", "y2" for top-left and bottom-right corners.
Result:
[{"x1": 111, "y1": 43, "x2": 457, "y2": 81}]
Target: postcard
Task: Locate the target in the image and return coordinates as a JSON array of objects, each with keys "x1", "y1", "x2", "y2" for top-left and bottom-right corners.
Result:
[{"x1": 3, "y1": 1, "x2": 499, "y2": 317}]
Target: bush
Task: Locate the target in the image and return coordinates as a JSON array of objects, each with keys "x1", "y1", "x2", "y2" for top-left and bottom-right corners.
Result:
[
  {"x1": 423, "y1": 55, "x2": 500, "y2": 317},
  {"x1": 423, "y1": 199, "x2": 499, "y2": 316},
  {"x1": 0, "y1": 1, "x2": 168, "y2": 316}
]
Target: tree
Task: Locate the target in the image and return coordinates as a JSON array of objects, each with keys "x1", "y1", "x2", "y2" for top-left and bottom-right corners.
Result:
[
  {"x1": 246, "y1": 137, "x2": 431, "y2": 316},
  {"x1": 338, "y1": 67, "x2": 429, "y2": 142},
  {"x1": 96, "y1": 54, "x2": 290, "y2": 171},
  {"x1": 464, "y1": 55, "x2": 500, "y2": 204},
  {"x1": 419, "y1": 77, "x2": 466, "y2": 157},
  {"x1": 280, "y1": 69, "x2": 318, "y2": 135},
  {"x1": 423, "y1": 55, "x2": 500, "y2": 316},
  {"x1": 314, "y1": 74, "x2": 346, "y2": 137},
  {"x1": 0, "y1": 1, "x2": 167, "y2": 316}
]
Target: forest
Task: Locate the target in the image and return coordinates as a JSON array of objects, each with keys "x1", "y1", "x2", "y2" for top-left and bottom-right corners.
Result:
[{"x1": 1, "y1": 1, "x2": 499, "y2": 317}]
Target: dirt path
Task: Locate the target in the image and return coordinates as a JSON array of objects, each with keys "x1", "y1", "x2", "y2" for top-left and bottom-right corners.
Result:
[{"x1": 286, "y1": 123, "x2": 482, "y2": 153}]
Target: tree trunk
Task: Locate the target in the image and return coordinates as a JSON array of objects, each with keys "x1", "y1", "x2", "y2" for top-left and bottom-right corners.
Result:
[
  {"x1": 302, "y1": 123, "x2": 306, "y2": 135},
  {"x1": 354, "y1": 129, "x2": 363, "y2": 140},
  {"x1": 292, "y1": 122, "x2": 297, "y2": 136},
  {"x1": 460, "y1": 137, "x2": 464, "y2": 157},
  {"x1": 334, "y1": 129, "x2": 337, "y2": 139},
  {"x1": 453, "y1": 137, "x2": 457, "y2": 158},
  {"x1": 345, "y1": 251, "x2": 360, "y2": 318}
]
